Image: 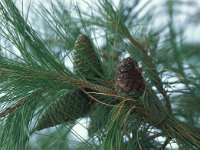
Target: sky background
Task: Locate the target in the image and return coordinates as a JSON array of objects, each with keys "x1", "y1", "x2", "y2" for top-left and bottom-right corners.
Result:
[{"x1": 15, "y1": 0, "x2": 200, "y2": 43}]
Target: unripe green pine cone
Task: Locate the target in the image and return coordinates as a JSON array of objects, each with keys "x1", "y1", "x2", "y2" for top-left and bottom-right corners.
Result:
[
  {"x1": 74, "y1": 34, "x2": 102, "y2": 77},
  {"x1": 37, "y1": 90, "x2": 91, "y2": 130}
]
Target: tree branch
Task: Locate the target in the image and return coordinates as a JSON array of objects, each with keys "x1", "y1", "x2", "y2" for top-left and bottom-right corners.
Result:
[
  {"x1": 125, "y1": 32, "x2": 172, "y2": 114},
  {"x1": 159, "y1": 138, "x2": 171, "y2": 150},
  {"x1": 0, "y1": 98, "x2": 26, "y2": 119}
]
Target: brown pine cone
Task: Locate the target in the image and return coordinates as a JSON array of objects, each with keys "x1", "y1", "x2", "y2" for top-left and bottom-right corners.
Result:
[{"x1": 115, "y1": 57, "x2": 145, "y2": 99}]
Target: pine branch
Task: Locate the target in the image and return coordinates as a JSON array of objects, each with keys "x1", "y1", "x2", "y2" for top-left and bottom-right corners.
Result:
[
  {"x1": 107, "y1": 5, "x2": 172, "y2": 114},
  {"x1": 0, "y1": 97, "x2": 25, "y2": 119},
  {"x1": 0, "y1": 0, "x2": 200, "y2": 149},
  {"x1": 0, "y1": 67, "x2": 115, "y2": 95},
  {"x1": 159, "y1": 138, "x2": 171, "y2": 150},
  {"x1": 57, "y1": 76, "x2": 116, "y2": 95},
  {"x1": 84, "y1": 0, "x2": 172, "y2": 114}
]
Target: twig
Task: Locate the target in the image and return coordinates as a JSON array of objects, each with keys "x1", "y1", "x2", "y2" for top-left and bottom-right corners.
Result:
[
  {"x1": 82, "y1": 90, "x2": 116, "y2": 107},
  {"x1": 0, "y1": 92, "x2": 39, "y2": 119},
  {"x1": 110, "y1": 17, "x2": 171, "y2": 112},
  {"x1": 0, "y1": 98, "x2": 26, "y2": 119},
  {"x1": 146, "y1": 133, "x2": 164, "y2": 141},
  {"x1": 126, "y1": 32, "x2": 148, "y2": 58},
  {"x1": 57, "y1": 76, "x2": 116, "y2": 95},
  {"x1": 114, "y1": 102, "x2": 125, "y2": 121},
  {"x1": 137, "y1": 128, "x2": 143, "y2": 150},
  {"x1": 159, "y1": 138, "x2": 171, "y2": 150},
  {"x1": 125, "y1": 32, "x2": 172, "y2": 114},
  {"x1": 122, "y1": 106, "x2": 135, "y2": 125}
]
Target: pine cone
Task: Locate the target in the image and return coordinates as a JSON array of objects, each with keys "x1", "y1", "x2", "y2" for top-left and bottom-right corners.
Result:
[
  {"x1": 36, "y1": 90, "x2": 91, "y2": 130},
  {"x1": 115, "y1": 57, "x2": 145, "y2": 99},
  {"x1": 36, "y1": 35, "x2": 103, "y2": 130},
  {"x1": 74, "y1": 34, "x2": 102, "y2": 77}
]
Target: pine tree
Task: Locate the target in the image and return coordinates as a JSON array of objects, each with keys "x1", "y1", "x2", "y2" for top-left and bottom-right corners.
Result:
[{"x1": 0, "y1": 0, "x2": 200, "y2": 150}]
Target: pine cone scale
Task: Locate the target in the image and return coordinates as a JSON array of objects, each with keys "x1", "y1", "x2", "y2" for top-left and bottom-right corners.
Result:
[
  {"x1": 115, "y1": 57, "x2": 145, "y2": 98},
  {"x1": 74, "y1": 34, "x2": 102, "y2": 77}
]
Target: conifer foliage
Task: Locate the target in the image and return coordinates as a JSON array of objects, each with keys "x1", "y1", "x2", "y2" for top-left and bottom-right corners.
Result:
[{"x1": 0, "y1": 0, "x2": 200, "y2": 150}]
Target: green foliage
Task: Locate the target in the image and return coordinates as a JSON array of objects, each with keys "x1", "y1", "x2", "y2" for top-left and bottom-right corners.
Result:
[{"x1": 0, "y1": 0, "x2": 200, "y2": 150}]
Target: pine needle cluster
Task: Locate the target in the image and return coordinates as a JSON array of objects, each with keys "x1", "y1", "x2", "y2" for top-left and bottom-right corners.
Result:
[{"x1": 0, "y1": 0, "x2": 200, "y2": 150}]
